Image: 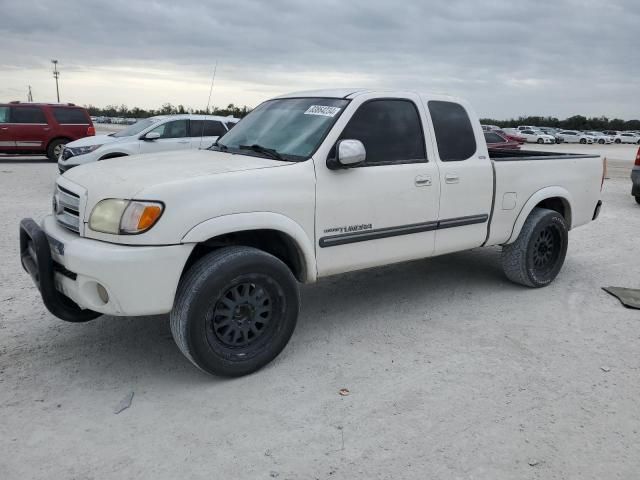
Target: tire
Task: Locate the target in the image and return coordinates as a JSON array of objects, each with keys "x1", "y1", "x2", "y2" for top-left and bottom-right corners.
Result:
[
  {"x1": 635, "y1": 196, "x2": 640, "y2": 205},
  {"x1": 46, "y1": 138, "x2": 68, "y2": 162},
  {"x1": 536, "y1": 138, "x2": 544, "y2": 144},
  {"x1": 501, "y1": 208, "x2": 568, "y2": 288},
  {"x1": 579, "y1": 138, "x2": 586, "y2": 144},
  {"x1": 599, "y1": 139, "x2": 605, "y2": 144},
  {"x1": 615, "y1": 139, "x2": 621, "y2": 144},
  {"x1": 170, "y1": 246, "x2": 300, "y2": 377}
]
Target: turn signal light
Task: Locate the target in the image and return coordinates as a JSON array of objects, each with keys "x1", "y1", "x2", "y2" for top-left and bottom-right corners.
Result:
[{"x1": 87, "y1": 126, "x2": 96, "y2": 136}]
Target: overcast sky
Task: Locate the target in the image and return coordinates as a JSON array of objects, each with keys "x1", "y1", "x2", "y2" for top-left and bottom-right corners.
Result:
[{"x1": 1, "y1": 0, "x2": 638, "y2": 119}]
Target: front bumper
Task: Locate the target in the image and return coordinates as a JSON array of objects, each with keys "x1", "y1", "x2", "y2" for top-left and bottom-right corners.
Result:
[{"x1": 20, "y1": 215, "x2": 194, "y2": 319}]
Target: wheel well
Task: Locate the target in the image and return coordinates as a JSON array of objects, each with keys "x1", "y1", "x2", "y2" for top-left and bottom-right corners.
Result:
[
  {"x1": 535, "y1": 197, "x2": 571, "y2": 228},
  {"x1": 46, "y1": 137, "x2": 71, "y2": 150},
  {"x1": 99, "y1": 152, "x2": 128, "y2": 160},
  {"x1": 182, "y1": 229, "x2": 306, "y2": 282}
]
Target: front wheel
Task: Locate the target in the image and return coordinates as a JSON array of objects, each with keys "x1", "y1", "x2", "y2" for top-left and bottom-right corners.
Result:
[
  {"x1": 579, "y1": 138, "x2": 587, "y2": 144},
  {"x1": 46, "y1": 139, "x2": 68, "y2": 162},
  {"x1": 170, "y1": 246, "x2": 300, "y2": 377},
  {"x1": 536, "y1": 138, "x2": 544, "y2": 144},
  {"x1": 501, "y1": 208, "x2": 568, "y2": 288}
]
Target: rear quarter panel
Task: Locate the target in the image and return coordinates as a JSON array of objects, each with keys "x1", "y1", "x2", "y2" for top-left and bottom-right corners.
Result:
[{"x1": 488, "y1": 156, "x2": 603, "y2": 245}]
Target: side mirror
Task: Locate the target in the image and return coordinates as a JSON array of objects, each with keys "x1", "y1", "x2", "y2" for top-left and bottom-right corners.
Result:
[
  {"x1": 143, "y1": 131, "x2": 161, "y2": 141},
  {"x1": 327, "y1": 139, "x2": 366, "y2": 170}
]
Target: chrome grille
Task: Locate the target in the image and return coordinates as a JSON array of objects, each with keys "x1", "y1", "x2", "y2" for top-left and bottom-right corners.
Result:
[{"x1": 54, "y1": 184, "x2": 81, "y2": 233}]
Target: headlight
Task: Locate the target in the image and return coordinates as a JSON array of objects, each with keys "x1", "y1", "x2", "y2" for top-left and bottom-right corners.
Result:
[
  {"x1": 89, "y1": 199, "x2": 164, "y2": 234},
  {"x1": 69, "y1": 144, "x2": 103, "y2": 156}
]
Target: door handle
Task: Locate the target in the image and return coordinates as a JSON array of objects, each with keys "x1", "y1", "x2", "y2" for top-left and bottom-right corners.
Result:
[
  {"x1": 445, "y1": 173, "x2": 460, "y2": 184},
  {"x1": 414, "y1": 175, "x2": 432, "y2": 187}
]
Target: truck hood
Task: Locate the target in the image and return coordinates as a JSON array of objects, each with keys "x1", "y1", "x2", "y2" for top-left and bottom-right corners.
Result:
[
  {"x1": 63, "y1": 149, "x2": 291, "y2": 198},
  {"x1": 65, "y1": 134, "x2": 121, "y2": 148}
]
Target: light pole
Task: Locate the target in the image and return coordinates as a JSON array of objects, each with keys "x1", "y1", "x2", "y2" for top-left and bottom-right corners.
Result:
[{"x1": 51, "y1": 60, "x2": 60, "y2": 102}]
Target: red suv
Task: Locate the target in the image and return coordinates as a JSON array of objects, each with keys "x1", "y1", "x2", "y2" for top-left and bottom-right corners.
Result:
[{"x1": 0, "y1": 102, "x2": 95, "y2": 161}]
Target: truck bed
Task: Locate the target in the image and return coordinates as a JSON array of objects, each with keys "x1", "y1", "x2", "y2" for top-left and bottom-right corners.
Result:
[{"x1": 488, "y1": 148, "x2": 598, "y2": 161}]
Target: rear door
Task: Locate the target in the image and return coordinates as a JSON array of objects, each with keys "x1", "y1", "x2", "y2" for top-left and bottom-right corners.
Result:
[
  {"x1": 189, "y1": 119, "x2": 227, "y2": 149},
  {"x1": 10, "y1": 106, "x2": 49, "y2": 152},
  {"x1": 0, "y1": 106, "x2": 14, "y2": 151},
  {"x1": 51, "y1": 107, "x2": 91, "y2": 141},
  {"x1": 425, "y1": 99, "x2": 493, "y2": 255},
  {"x1": 314, "y1": 94, "x2": 441, "y2": 276},
  {"x1": 138, "y1": 119, "x2": 191, "y2": 154}
]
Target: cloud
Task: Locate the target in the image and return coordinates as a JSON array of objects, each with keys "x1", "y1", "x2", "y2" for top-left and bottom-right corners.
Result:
[{"x1": 0, "y1": 0, "x2": 638, "y2": 118}]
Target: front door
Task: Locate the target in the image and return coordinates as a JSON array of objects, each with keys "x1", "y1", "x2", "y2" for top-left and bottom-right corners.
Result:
[
  {"x1": 138, "y1": 119, "x2": 191, "y2": 154},
  {"x1": 314, "y1": 95, "x2": 440, "y2": 276},
  {"x1": 10, "y1": 106, "x2": 49, "y2": 152}
]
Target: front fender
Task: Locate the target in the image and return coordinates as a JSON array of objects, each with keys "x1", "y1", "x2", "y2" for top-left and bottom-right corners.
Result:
[
  {"x1": 181, "y1": 212, "x2": 317, "y2": 282},
  {"x1": 505, "y1": 186, "x2": 573, "y2": 244}
]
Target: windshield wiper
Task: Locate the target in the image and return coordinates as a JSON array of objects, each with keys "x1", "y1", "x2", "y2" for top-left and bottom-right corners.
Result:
[{"x1": 239, "y1": 144, "x2": 286, "y2": 161}]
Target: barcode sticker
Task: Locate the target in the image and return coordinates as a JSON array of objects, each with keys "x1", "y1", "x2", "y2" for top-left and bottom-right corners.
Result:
[{"x1": 304, "y1": 105, "x2": 342, "y2": 117}]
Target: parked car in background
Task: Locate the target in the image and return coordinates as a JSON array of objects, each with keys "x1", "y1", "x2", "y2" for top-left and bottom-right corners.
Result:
[
  {"x1": 585, "y1": 131, "x2": 614, "y2": 144},
  {"x1": 557, "y1": 130, "x2": 594, "y2": 144},
  {"x1": 495, "y1": 129, "x2": 526, "y2": 144},
  {"x1": 0, "y1": 102, "x2": 95, "y2": 160},
  {"x1": 484, "y1": 131, "x2": 520, "y2": 150},
  {"x1": 632, "y1": 146, "x2": 640, "y2": 204},
  {"x1": 518, "y1": 129, "x2": 556, "y2": 144},
  {"x1": 481, "y1": 124, "x2": 500, "y2": 132},
  {"x1": 537, "y1": 127, "x2": 564, "y2": 144},
  {"x1": 617, "y1": 132, "x2": 640, "y2": 144},
  {"x1": 58, "y1": 114, "x2": 239, "y2": 172}
]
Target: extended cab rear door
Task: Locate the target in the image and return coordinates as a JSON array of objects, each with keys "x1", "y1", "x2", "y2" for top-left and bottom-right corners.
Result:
[
  {"x1": 424, "y1": 98, "x2": 494, "y2": 255},
  {"x1": 314, "y1": 93, "x2": 441, "y2": 276},
  {"x1": 0, "y1": 106, "x2": 14, "y2": 151}
]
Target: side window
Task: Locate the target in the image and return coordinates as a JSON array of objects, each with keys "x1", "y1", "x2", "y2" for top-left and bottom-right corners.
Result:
[
  {"x1": 338, "y1": 99, "x2": 426, "y2": 165},
  {"x1": 149, "y1": 120, "x2": 188, "y2": 139},
  {"x1": 189, "y1": 120, "x2": 226, "y2": 137},
  {"x1": 427, "y1": 101, "x2": 476, "y2": 161},
  {"x1": 0, "y1": 107, "x2": 8, "y2": 123},
  {"x1": 225, "y1": 121, "x2": 237, "y2": 130},
  {"x1": 484, "y1": 132, "x2": 504, "y2": 143},
  {"x1": 10, "y1": 106, "x2": 47, "y2": 124},
  {"x1": 52, "y1": 107, "x2": 89, "y2": 124}
]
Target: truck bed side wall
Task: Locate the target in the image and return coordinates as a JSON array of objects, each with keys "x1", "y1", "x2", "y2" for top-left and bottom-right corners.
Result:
[{"x1": 488, "y1": 157, "x2": 602, "y2": 245}]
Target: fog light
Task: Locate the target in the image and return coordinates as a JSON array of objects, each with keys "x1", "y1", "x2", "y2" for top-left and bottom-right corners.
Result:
[{"x1": 96, "y1": 284, "x2": 109, "y2": 304}]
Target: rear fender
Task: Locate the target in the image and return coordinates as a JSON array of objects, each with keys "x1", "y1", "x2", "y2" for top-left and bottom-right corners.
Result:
[{"x1": 505, "y1": 186, "x2": 573, "y2": 244}]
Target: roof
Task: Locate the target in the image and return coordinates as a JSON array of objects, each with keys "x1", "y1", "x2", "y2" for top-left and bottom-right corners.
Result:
[{"x1": 274, "y1": 88, "x2": 372, "y2": 99}]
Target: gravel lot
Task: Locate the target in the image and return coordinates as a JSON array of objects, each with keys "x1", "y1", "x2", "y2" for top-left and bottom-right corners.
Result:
[{"x1": 1, "y1": 143, "x2": 639, "y2": 479}]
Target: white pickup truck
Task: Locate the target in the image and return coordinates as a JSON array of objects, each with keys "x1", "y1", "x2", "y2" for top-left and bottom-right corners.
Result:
[{"x1": 20, "y1": 89, "x2": 605, "y2": 377}]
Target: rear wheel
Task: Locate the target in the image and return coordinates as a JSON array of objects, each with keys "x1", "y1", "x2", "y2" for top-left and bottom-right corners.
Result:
[
  {"x1": 635, "y1": 196, "x2": 640, "y2": 205},
  {"x1": 170, "y1": 246, "x2": 300, "y2": 377},
  {"x1": 502, "y1": 208, "x2": 568, "y2": 288},
  {"x1": 46, "y1": 138, "x2": 68, "y2": 162}
]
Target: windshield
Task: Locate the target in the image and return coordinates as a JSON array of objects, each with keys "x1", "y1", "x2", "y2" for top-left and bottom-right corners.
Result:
[
  {"x1": 112, "y1": 117, "x2": 159, "y2": 138},
  {"x1": 213, "y1": 98, "x2": 349, "y2": 161}
]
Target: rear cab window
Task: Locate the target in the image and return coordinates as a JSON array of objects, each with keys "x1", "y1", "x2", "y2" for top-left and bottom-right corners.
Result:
[
  {"x1": 52, "y1": 107, "x2": 90, "y2": 124},
  {"x1": 428, "y1": 101, "x2": 476, "y2": 161},
  {"x1": 10, "y1": 106, "x2": 47, "y2": 124}
]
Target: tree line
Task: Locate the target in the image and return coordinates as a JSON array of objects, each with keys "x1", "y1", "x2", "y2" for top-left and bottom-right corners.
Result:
[
  {"x1": 479, "y1": 115, "x2": 640, "y2": 131},
  {"x1": 83, "y1": 103, "x2": 252, "y2": 119}
]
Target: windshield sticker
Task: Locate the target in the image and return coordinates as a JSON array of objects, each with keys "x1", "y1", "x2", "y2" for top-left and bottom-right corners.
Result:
[{"x1": 304, "y1": 105, "x2": 342, "y2": 117}]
